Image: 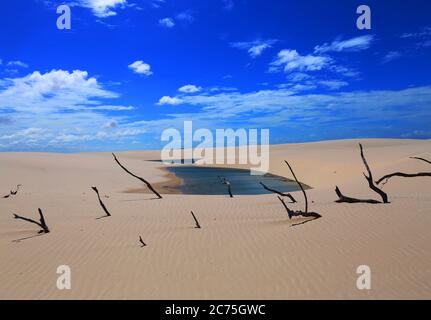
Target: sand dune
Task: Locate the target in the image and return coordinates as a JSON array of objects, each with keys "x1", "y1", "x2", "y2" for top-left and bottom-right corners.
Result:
[{"x1": 1, "y1": 139, "x2": 431, "y2": 299}]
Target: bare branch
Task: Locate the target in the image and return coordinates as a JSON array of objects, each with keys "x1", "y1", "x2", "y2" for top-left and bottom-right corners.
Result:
[
  {"x1": 375, "y1": 156, "x2": 431, "y2": 185},
  {"x1": 284, "y1": 161, "x2": 308, "y2": 213},
  {"x1": 376, "y1": 172, "x2": 431, "y2": 185},
  {"x1": 335, "y1": 186, "x2": 381, "y2": 204},
  {"x1": 277, "y1": 162, "x2": 321, "y2": 227},
  {"x1": 3, "y1": 184, "x2": 22, "y2": 198},
  {"x1": 13, "y1": 208, "x2": 50, "y2": 234},
  {"x1": 190, "y1": 211, "x2": 201, "y2": 229},
  {"x1": 260, "y1": 182, "x2": 297, "y2": 203},
  {"x1": 92, "y1": 187, "x2": 111, "y2": 217},
  {"x1": 112, "y1": 153, "x2": 163, "y2": 199},
  {"x1": 139, "y1": 236, "x2": 147, "y2": 247},
  {"x1": 219, "y1": 176, "x2": 233, "y2": 198},
  {"x1": 410, "y1": 157, "x2": 431, "y2": 165},
  {"x1": 335, "y1": 144, "x2": 389, "y2": 204},
  {"x1": 277, "y1": 196, "x2": 294, "y2": 219},
  {"x1": 359, "y1": 143, "x2": 389, "y2": 203}
]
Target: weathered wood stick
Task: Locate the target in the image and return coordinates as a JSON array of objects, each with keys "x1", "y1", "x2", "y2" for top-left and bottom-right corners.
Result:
[
  {"x1": 376, "y1": 172, "x2": 431, "y2": 185},
  {"x1": 92, "y1": 187, "x2": 111, "y2": 217},
  {"x1": 359, "y1": 143, "x2": 389, "y2": 203},
  {"x1": 335, "y1": 186, "x2": 381, "y2": 204},
  {"x1": 284, "y1": 161, "x2": 308, "y2": 213},
  {"x1": 13, "y1": 208, "x2": 50, "y2": 234},
  {"x1": 190, "y1": 211, "x2": 201, "y2": 229},
  {"x1": 112, "y1": 153, "x2": 163, "y2": 199},
  {"x1": 139, "y1": 236, "x2": 147, "y2": 247},
  {"x1": 260, "y1": 182, "x2": 297, "y2": 203}
]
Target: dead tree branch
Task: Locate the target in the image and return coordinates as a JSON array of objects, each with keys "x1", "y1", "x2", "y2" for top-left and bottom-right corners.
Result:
[
  {"x1": 375, "y1": 156, "x2": 431, "y2": 185},
  {"x1": 139, "y1": 236, "x2": 147, "y2": 247},
  {"x1": 190, "y1": 211, "x2": 201, "y2": 229},
  {"x1": 335, "y1": 186, "x2": 381, "y2": 204},
  {"x1": 92, "y1": 187, "x2": 111, "y2": 218},
  {"x1": 219, "y1": 176, "x2": 233, "y2": 198},
  {"x1": 13, "y1": 208, "x2": 50, "y2": 234},
  {"x1": 410, "y1": 157, "x2": 431, "y2": 165},
  {"x1": 260, "y1": 182, "x2": 297, "y2": 203},
  {"x1": 2, "y1": 184, "x2": 22, "y2": 198},
  {"x1": 277, "y1": 161, "x2": 321, "y2": 226},
  {"x1": 284, "y1": 161, "x2": 308, "y2": 213},
  {"x1": 335, "y1": 143, "x2": 389, "y2": 204},
  {"x1": 359, "y1": 143, "x2": 389, "y2": 203},
  {"x1": 112, "y1": 153, "x2": 163, "y2": 199}
]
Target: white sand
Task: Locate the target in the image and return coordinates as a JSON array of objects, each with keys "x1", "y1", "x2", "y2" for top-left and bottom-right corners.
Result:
[{"x1": 1, "y1": 139, "x2": 430, "y2": 299}]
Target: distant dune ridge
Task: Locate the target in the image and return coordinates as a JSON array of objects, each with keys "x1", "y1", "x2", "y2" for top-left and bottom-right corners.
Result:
[{"x1": 0, "y1": 139, "x2": 431, "y2": 299}]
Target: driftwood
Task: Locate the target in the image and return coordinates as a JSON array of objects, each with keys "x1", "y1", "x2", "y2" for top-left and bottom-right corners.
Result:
[
  {"x1": 92, "y1": 187, "x2": 112, "y2": 218},
  {"x1": 139, "y1": 236, "x2": 147, "y2": 247},
  {"x1": 190, "y1": 211, "x2": 201, "y2": 229},
  {"x1": 13, "y1": 208, "x2": 50, "y2": 234},
  {"x1": 278, "y1": 161, "x2": 322, "y2": 226},
  {"x1": 112, "y1": 153, "x2": 163, "y2": 199},
  {"x1": 335, "y1": 186, "x2": 381, "y2": 204},
  {"x1": 219, "y1": 176, "x2": 233, "y2": 198},
  {"x1": 376, "y1": 157, "x2": 431, "y2": 185},
  {"x1": 335, "y1": 143, "x2": 389, "y2": 204},
  {"x1": 260, "y1": 182, "x2": 297, "y2": 203},
  {"x1": 2, "y1": 184, "x2": 22, "y2": 198}
]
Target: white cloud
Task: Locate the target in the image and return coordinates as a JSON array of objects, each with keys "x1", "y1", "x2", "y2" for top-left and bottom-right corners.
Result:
[
  {"x1": 401, "y1": 26, "x2": 431, "y2": 39},
  {"x1": 319, "y1": 80, "x2": 349, "y2": 90},
  {"x1": 314, "y1": 35, "x2": 374, "y2": 53},
  {"x1": 78, "y1": 0, "x2": 127, "y2": 18},
  {"x1": 270, "y1": 49, "x2": 331, "y2": 73},
  {"x1": 231, "y1": 39, "x2": 278, "y2": 58},
  {"x1": 159, "y1": 17, "x2": 175, "y2": 28},
  {"x1": 103, "y1": 120, "x2": 118, "y2": 129},
  {"x1": 382, "y1": 51, "x2": 402, "y2": 64},
  {"x1": 7, "y1": 60, "x2": 28, "y2": 68},
  {"x1": 128, "y1": 60, "x2": 153, "y2": 75},
  {"x1": 176, "y1": 11, "x2": 194, "y2": 23},
  {"x1": 0, "y1": 69, "x2": 119, "y2": 113},
  {"x1": 401, "y1": 26, "x2": 431, "y2": 47},
  {"x1": 0, "y1": 69, "x2": 137, "y2": 150},
  {"x1": 178, "y1": 84, "x2": 201, "y2": 93},
  {"x1": 157, "y1": 96, "x2": 183, "y2": 105},
  {"x1": 0, "y1": 128, "x2": 46, "y2": 141}
]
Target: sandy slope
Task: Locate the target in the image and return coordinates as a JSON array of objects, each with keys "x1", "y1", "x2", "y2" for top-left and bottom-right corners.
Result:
[{"x1": 0, "y1": 139, "x2": 430, "y2": 299}]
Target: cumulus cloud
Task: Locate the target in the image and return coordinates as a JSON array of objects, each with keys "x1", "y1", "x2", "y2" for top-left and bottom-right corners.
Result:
[
  {"x1": 178, "y1": 84, "x2": 201, "y2": 93},
  {"x1": 0, "y1": 69, "x2": 137, "y2": 150},
  {"x1": 314, "y1": 35, "x2": 374, "y2": 53},
  {"x1": 157, "y1": 96, "x2": 183, "y2": 105},
  {"x1": 78, "y1": 0, "x2": 128, "y2": 18},
  {"x1": 128, "y1": 60, "x2": 153, "y2": 75},
  {"x1": 159, "y1": 17, "x2": 175, "y2": 28},
  {"x1": 0, "y1": 69, "x2": 119, "y2": 113},
  {"x1": 231, "y1": 39, "x2": 278, "y2": 58},
  {"x1": 270, "y1": 49, "x2": 331, "y2": 73}
]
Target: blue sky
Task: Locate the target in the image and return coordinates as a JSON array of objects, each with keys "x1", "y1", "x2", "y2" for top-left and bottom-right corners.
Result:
[{"x1": 0, "y1": 0, "x2": 431, "y2": 152}]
